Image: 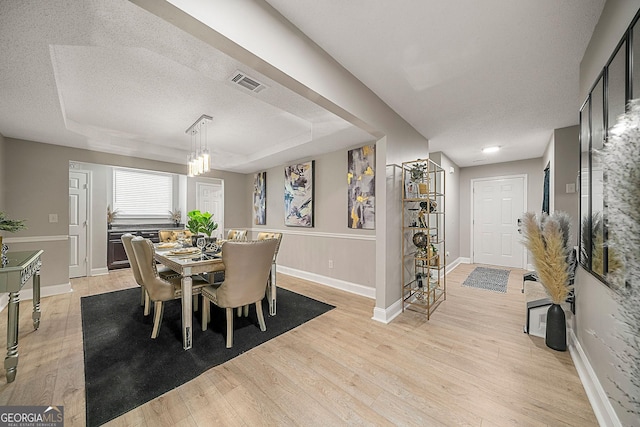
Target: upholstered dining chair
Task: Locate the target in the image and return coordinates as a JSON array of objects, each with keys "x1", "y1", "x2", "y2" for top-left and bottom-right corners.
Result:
[
  {"x1": 121, "y1": 233, "x2": 182, "y2": 316},
  {"x1": 200, "y1": 239, "x2": 278, "y2": 348},
  {"x1": 131, "y1": 237, "x2": 209, "y2": 338},
  {"x1": 226, "y1": 229, "x2": 248, "y2": 240},
  {"x1": 256, "y1": 232, "x2": 283, "y2": 316}
]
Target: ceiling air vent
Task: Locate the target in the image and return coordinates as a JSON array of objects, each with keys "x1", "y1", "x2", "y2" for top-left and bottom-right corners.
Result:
[{"x1": 229, "y1": 71, "x2": 268, "y2": 93}]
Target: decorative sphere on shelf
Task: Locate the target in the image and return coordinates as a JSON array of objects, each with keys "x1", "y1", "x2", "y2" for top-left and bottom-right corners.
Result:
[{"x1": 412, "y1": 231, "x2": 428, "y2": 248}]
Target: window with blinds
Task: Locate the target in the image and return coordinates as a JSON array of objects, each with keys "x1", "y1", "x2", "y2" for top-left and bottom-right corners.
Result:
[{"x1": 113, "y1": 168, "x2": 173, "y2": 217}]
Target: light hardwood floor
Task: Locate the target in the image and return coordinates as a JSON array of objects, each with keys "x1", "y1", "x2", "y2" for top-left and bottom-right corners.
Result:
[{"x1": 0, "y1": 264, "x2": 597, "y2": 426}]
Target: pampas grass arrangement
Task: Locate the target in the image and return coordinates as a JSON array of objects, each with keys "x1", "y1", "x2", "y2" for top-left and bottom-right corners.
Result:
[
  {"x1": 521, "y1": 211, "x2": 572, "y2": 304},
  {"x1": 602, "y1": 98, "x2": 640, "y2": 416}
]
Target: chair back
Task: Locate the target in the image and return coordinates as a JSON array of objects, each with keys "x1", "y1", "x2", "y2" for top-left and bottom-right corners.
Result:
[
  {"x1": 256, "y1": 232, "x2": 283, "y2": 262},
  {"x1": 121, "y1": 233, "x2": 143, "y2": 286},
  {"x1": 227, "y1": 229, "x2": 248, "y2": 240},
  {"x1": 159, "y1": 229, "x2": 192, "y2": 242},
  {"x1": 131, "y1": 237, "x2": 175, "y2": 301},
  {"x1": 216, "y1": 239, "x2": 277, "y2": 308}
]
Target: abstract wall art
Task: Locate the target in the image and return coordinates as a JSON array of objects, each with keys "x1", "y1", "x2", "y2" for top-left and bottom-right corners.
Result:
[
  {"x1": 284, "y1": 161, "x2": 314, "y2": 227},
  {"x1": 347, "y1": 145, "x2": 375, "y2": 229},
  {"x1": 253, "y1": 171, "x2": 266, "y2": 225}
]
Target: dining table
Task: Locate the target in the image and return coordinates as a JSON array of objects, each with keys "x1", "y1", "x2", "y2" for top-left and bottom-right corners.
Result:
[{"x1": 154, "y1": 245, "x2": 225, "y2": 350}]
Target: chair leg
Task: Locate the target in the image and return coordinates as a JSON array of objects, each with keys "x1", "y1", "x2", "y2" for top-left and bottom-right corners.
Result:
[
  {"x1": 140, "y1": 286, "x2": 145, "y2": 306},
  {"x1": 243, "y1": 304, "x2": 249, "y2": 317},
  {"x1": 193, "y1": 294, "x2": 199, "y2": 312},
  {"x1": 202, "y1": 296, "x2": 209, "y2": 331},
  {"x1": 256, "y1": 300, "x2": 266, "y2": 332},
  {"x1": 237, "y1": 306, "x2": 242, "y2": 317},
  {"x1": 143, "y1": 290, "x2": 151, "y2": 316},
  {"x1": 226, "y1": 308, "x2": 234, "y2": 348},
  {"x1": 151, "y1": 301, "x2": 164, "y2": 339}
]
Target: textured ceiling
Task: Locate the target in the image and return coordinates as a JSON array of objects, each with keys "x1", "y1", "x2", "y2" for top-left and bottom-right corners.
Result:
[
  {"x1": 0, "y1": 0, "x2": 373, "y2": 173},
  {"x1": 265, "y1": 0, "x2": 606, "y2": 167},
  {"x1": 0, "y1": 0, "x2": 605, "y2": 172}
]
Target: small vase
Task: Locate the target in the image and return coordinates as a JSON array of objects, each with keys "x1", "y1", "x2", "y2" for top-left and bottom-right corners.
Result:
[{"x1": 545, "y1": 303, "x2": 567, "y2": 351}]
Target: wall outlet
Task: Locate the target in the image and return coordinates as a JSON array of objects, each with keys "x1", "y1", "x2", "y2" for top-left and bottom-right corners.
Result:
[
  {"x1": 446, "y1": 251, "x2": 450, "y2": 257},
  {"x1": 328, "y1": 260, "x2": 334, "y2": 269},
  {"x1": 49, "y1": 213, "x2": 58, "y2": 223}
]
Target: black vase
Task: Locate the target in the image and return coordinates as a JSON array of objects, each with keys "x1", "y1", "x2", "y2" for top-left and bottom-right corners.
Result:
[{"x1": 545, "y1": 303, "x2": 567, "y2": 351}]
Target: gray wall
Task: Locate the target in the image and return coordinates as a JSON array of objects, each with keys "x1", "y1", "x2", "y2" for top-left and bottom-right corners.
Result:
[
  {"x1": 429, "y1": 152, "x2": 460, "y2": 265},
  {"x1": 459, "y1": 158, "x2": 544, "y2": 260},
  {"x1": 3, "y1": 137, "x2": 248, "y2": 288},
  {"x1": 553, "y1": 126, "x2": 580, "y2": 245},
  {"x1": 246, "y1": 146, "x2": 377, "y2": 289},
  {"x1": 0, "y1": 132, "x2": 5, "y2": 211},
  {"x1": 135, "y1": 1, "x2": 430, "y2": 314},
  {"x1": 576, "y1": 1, "x2": 640, "y2": 425}
]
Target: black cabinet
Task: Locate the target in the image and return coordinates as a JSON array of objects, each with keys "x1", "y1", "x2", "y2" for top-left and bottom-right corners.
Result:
[{"x1": 107, "y1": 229, "x2": 160, "y2": 270}]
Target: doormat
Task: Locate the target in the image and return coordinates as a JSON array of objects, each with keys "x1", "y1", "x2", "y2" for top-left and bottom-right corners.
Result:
[{"x1": 462, "y1": 266, "x2": 510, "y2": 293}]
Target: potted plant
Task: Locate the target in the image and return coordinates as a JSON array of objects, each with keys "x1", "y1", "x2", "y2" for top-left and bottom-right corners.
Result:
[
  {"x1": 521, "y1": 211, "x2": 573, "y2": 351},
  {"x1": 168, "y1": 209, "x2": 181, "y2": 227},
  {"x1": 186, "y1": 210, "x2": 218, "y2": 246},
  {"x1": 107, "y1": 205, "x2": 118, "y2": 229},
  {"x1": 0, "y1": 212, "x2": 27, "y2": 267}
]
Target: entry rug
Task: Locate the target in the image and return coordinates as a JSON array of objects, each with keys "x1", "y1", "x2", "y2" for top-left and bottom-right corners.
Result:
[
  {"x1": 462, "y1": 266, "x2": 510, "y2": 293},
  {"x1": 81, "y1": 287, "x2": 334, "y2": 426}
]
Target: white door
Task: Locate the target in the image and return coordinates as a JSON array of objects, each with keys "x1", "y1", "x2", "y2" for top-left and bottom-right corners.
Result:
[
  {"x1": 69, "y1": 171, "x2": 88, "y2": 278},
  {"x1": 472, "y1": 176, "x2": 525, "y2": 268},
  {"x1": 197, "y1": 181, "x2": 224, "y2": 239}
]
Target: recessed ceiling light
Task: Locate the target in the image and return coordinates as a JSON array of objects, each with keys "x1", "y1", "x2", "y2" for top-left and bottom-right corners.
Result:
[{"x1": 482, "y1": 146, "x2": 500, "y2": 154}]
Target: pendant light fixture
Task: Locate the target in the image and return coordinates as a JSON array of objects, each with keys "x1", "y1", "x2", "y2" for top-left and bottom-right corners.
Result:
[{"x1": 186, "y1": 114, "x2": 212, "y2": 177}]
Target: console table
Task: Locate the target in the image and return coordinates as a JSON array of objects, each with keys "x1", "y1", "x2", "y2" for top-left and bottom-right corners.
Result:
[{"x1": 0, "y1": 250, "x2": 43, "y2": 382}]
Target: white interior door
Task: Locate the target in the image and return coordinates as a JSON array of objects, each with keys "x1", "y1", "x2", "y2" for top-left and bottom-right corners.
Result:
[
  {"x1": 197, "y1": 181, "x2": 224, "y2": 239},
  {"x1": 472, "y1": 176, "x2": 525, "y2": 268},
  {"x1": 69, "y1": 171, "x2": 88, "y2": 278}
]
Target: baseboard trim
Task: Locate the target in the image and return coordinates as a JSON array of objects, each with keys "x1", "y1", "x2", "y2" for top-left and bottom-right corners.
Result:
[
  {"x1": 446, "y1": 257, "x2": 465, "y2": 274},
  {"x1": 90, "y1": 267, "x2": 110, "y2": 276},
  {"x1": 458, "y1": 257, "x2": 471, "y2": 264},
  {"x1": 278, "y1": 266, "x2": 375, "y2": 299},
  {"x1": 0, "y1": 282, "x2": 73, "y2": 312},
  {"x1": 372, "y1": 298, "x2": 402, "y2": 324},
  {"x1": 568, "y1": 328, "x2": 622, "y2": 427}
]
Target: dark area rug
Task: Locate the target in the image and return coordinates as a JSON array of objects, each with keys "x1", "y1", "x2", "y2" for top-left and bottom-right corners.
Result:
[
  {"x1": 462, "y1": 266, "x2": 510, "y2": 293},
  {"x1": 81, "y1": 287, "x2": 334, "y2": 426}
]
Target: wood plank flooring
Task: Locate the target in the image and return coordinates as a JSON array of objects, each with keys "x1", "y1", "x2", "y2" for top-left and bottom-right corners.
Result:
[{"x1": 0, "y1": 263, "x2": 597, "y2": 426}]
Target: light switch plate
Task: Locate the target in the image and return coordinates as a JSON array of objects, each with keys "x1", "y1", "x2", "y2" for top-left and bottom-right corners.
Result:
[
  {"x1": 49, "y1": 213, "x2": 58, "y2": 223},
  {"x1": 566, "y1": 183, "x2": 576, "y2": 193}
]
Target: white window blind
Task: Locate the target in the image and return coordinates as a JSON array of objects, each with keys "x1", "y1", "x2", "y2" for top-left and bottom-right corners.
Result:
[{"x1": 113, "y1": 168, "x2": 173, "y2": 216}]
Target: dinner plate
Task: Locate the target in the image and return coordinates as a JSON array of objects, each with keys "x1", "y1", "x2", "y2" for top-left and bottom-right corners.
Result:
[
  {"x1": 157, "y1": 242, "x2": 180, "y2": 249},
  {"x1": 167, "y1": 248, "x2": 200, "y2": 255}
]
